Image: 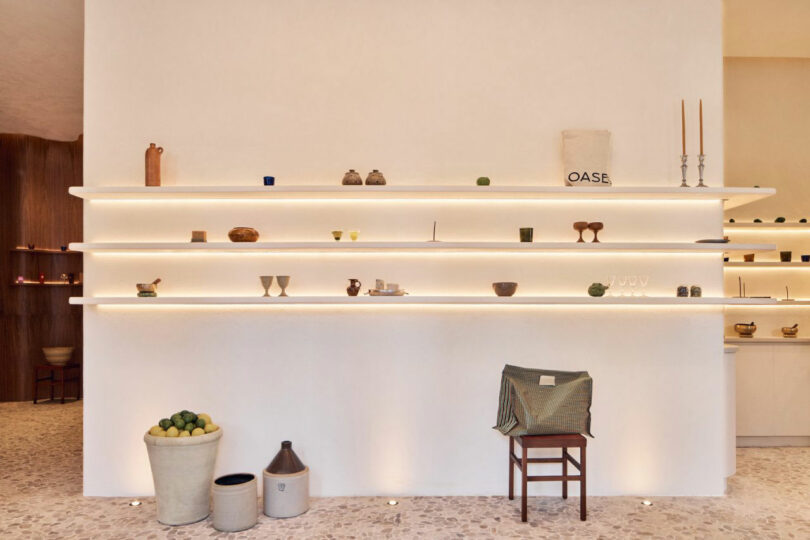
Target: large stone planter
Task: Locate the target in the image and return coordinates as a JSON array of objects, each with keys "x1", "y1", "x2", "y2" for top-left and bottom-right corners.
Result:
[{"x1": 143, "y1": 429, "x2": 223, "y2": 525}]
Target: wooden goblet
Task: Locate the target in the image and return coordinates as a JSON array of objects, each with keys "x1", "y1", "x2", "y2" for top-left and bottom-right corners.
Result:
[
  {"x1": 573, "y1": 221, "x2": 589, "y2": 243},
  {"x1": 588, "y1": 222, "x2": 604, "y2": 243}
]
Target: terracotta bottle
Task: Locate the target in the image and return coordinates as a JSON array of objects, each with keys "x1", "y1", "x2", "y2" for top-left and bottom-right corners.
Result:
[
  {"x1": 347, "y1": 278, "x2": 361, "y2": 296},
  {"x1": 145, "y1": 143, "x2": 164, "y2": 186}
]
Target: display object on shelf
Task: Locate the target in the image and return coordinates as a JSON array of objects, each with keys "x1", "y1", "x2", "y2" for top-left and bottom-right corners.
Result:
[
  {"x1": 734, "y1": 322, "x2": 757, "y2": 338},
  {"x1": 42, "y1": 346, "x2": 74, "y2": 366},
  {"x1": 780, "y1": 251, "x2": 792, "y2": 262},
  {"x1": 587, "y1": 283, "x2": 609, "y2": 297},
  {"x1": 562, "y1": 129, "x2": 611, "y2": 186},
  {"x1": 744, "y1": 253, "x2": 755, "y2": 262},
  {"x1": 331, "y1": 230, "x2": 342, "y2": 241},
  {"x1": 27, "y1": 243, "x2": 35, "y2": 250},
  {"x1": 588, "y1": 222, "x2": 604, "y2": 242},
  {"x1": 493, "y1": 282, "x2": 518, "y2": 297},
  {"x1": 476, "y1": 176, "x2": 490, "y2": 186},
  {"x1": 677, "y1": 285, "x2": 689, "y2": 297},
  {"x1": 191, "y1": 231, "x2": 207, "y2": 242},
  {"x1": 276, "y1": 275, "x2": 290, "y2": 297},
  {"x1": 260, "y1": 276, "x2": 273, "y2": 297},
  {"x1": 781, "y1": 324, "x2": 799, "y2": 338},
  {"x1": 38, "y1": 272, "x2": 45, "y2": 284},
  {"x1": 346, "y1": 278, "x2": 361, "y2": 296},
  {"x1": 136, "y1": 278, "x2": 161, "y2": 297},
  {"x1": 263, "y1": 176, "x2": 275, "y2": 186},
  {"x1": 145, "y1": 143, "x2": 164, "y2": 187},
  {"x1": 228, "y1": 227, "x2": 259, "y2": 242},
  {"x1": 349, "y1": 231, "x2": 358, "y2": 241},
  {"x1": 60, "y1": 245, "x2": 67, "y2": 251},
  {"x1": 364, "y1": 169, "x2": 386, "y2": 185},
  {"x1": 803, "y1": 255, "x2": 810, "y2": 263},
  {"x1": 775, "y1": 217, "x2": 786, "y2": 223},
  {"x1": 341, "y1": 169, "x2": 362, "y2": 185},
  {"x1": 213, "y1": 473, "x2": 257, "y2": 533},
  {"x1": 16, "y1": 275, "x2": 23, "y2": 284},
  {"x1": 263, "y1": 441, "x2": 309, "y2": 519},
  {"x1": 690, "y1": 285, "x2": 702, "y2": 298},
  {"x1": 573, "y1": 221, "x2": 588, "y2": 242},
  {"x1": 519, "y1": 227, "x2": 533, "y2": 243}
]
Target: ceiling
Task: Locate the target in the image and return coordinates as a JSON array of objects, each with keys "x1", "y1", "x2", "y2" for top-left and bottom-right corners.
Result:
[{"x1": 0, "y1": 0, "x2": 83, "y2": 141}]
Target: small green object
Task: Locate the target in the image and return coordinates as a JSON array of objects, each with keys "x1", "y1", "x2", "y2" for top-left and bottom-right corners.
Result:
[
  {"x1": 181, "y1": 412, "x2": 197, "y2": 424},
  {"x1": 184, "y1": 422, "x2": 194, "y2": 432},
  {"x1": 729, "y1": 218, "x2": 735, "y2": 223},
  {"x1": 137, "y1": 291, "x2": 157, "y2": 297},
  {"x1": 195, "y1": 417, "x2": 206, "y2": 428},
  {"x1": 158, "y1": 418, "x2": 172, "y2": 430},
  {"x1": 753, "y1": 218, "x2": 762, "y2": 223},
  {"x1": 173, "y1": 418, "x2": 186, "y2": 429},
  {"x1": 775, "y1": 217, "x2": 786, "y2": 223},
  {"x1": 588, "y1": 283, "x2": 609, "y2": 297},
  {"x1": 754, "y1": 185, "x2": 760, "y2": 188},
  {"x1": 170, "y1": 413, "x2": 182, "y2": 423},
  {"x1": 476, "y1": 177, "x2": 490, "y2": 186}
]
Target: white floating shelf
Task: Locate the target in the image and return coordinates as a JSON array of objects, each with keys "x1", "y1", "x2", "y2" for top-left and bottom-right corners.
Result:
[
  {"x1": 69, "y1": 241, "x2": 776, "y2": 253},
  {"x1": 68, "y1": 185, "x2": 775, "y2": 209},
  {"x1": 725, "y1": 222, "x2": 810, "y2": 229},
  {"x1": 725, "y1": 262, "x2": 810, "y2": 267},
  {"x1": 726, "y1": 300, "x2": 810, "y2": 306},
  {"x1": 69, "y1": 296, "x2": 778, "y2": 306},
  {"x1": 725, "y1": 337, "x2": 810, "y2": 344}
]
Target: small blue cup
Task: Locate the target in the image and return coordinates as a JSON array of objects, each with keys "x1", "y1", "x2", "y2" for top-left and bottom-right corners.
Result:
[
  {"x1": 263, "y1": 176, "x2": 275, "y2": 186},
  {"x1": 802, "y1": 255, "x2": 810, "y2": 263}
]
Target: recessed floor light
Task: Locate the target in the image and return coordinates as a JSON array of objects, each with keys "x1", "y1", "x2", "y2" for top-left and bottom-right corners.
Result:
[
  {"x1": 129, "y1": 500, "x2": 142, "y2": 507},
  {"x1": 641, "y1": 500, "x2": 653, "y2": 506},
  {"x1": 387, "y1": 500, "x2": 398, "y2": 506}
]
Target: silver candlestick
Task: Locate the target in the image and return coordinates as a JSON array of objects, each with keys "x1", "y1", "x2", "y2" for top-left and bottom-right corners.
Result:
[
  {"x1": 679, "y1": 154, "x2": 689, "y2": 187},
  {"x1": 696, "y1": 154, "x2": 706, "y2": 187}
]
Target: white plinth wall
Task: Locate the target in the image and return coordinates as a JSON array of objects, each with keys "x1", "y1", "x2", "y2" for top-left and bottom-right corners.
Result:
[{"x1": 81, "y1": 0, "x2": 735, "y2": 496}]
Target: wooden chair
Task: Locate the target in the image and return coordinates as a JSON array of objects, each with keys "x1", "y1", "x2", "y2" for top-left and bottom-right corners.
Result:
[
  {"x1": 509, "y1": 433, "x2": 587, "y2": 522},
  {"x1": 33, "y1": 363, "x2": 82, "y2": 404}
]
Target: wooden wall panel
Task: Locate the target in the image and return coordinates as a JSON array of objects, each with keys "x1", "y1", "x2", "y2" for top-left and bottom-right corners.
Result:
[{"x1": 0, "y1": 134, "x2": 83, "y2": 401}]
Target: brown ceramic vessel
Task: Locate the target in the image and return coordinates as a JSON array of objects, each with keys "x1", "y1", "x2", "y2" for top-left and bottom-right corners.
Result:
[
  {"x1": 492, "y1": 282, "x2": 518, "y2": 297},
  {"x1": 228, "y1": 227, "x2": 260, "y2": 242}
]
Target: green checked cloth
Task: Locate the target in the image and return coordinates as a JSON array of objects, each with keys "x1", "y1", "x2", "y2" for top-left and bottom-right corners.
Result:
[{"x1": 495, "y1": 364, "x2": 593, "y2": 437}]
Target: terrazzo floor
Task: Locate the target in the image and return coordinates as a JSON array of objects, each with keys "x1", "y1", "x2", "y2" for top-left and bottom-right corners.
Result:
[{"x1": 0, "y1": 401, "x2": 808, "y2": 539}]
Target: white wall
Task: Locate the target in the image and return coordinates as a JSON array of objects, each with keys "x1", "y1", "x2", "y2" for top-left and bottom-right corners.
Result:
[
  {"x1": 0, "y1": 0, "x2": 83, "y2": 140},
  {"x1": 83, "y1": 0, "x2": 728, "y2": 497}
]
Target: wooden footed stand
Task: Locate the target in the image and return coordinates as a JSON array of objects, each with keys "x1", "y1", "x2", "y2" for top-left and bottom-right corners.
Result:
[
  {"x1": 33, "y1": 364, "x2": 82, "y2": 404},
  {"x1": 509, "y1": 433, "x2": 587, "y2": 522}
]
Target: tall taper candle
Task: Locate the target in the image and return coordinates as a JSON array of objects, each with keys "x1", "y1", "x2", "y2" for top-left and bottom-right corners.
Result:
[
  {"x1": 681, "y1": 100, "x2": 686, "y2": 155},
  {"x1": 699, "y1": 99, "x2": 704, "y2": 155}
]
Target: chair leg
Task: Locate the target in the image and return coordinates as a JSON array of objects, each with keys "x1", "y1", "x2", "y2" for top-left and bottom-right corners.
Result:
[
  {"x1": 59, "y1": 370, "x2": 66, "y2": 404},
  {"x1": 32, "y1": 368, "x2": 38, "y2": 404},
  {"x1": 77, "y1": 367, "x2": 82, "y2": 400},
  {"x1": 562, "y1": 447, "x2": 568, "y2": 499},
  {"x1": 508, "y1": 437, "x2": 514, "y2": 500},
  {"x1": 49, "y1": 371, "x2": 54, "y2": 401},
  {"x1": 580, "y1": 446, "x2": 587, "y2": 521},
  {"x1": 521, "y1": 442, "x2": 528, "y2": 522}
]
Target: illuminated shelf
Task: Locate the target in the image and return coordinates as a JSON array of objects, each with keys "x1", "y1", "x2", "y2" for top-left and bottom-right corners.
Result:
[
  {"x1": 68, "y1": 185, "x2": 775, "y2": 208},
  {"x1": 11, "y1": 247, "x2": 80, "y2": 255},
  {"x1": 13, "y1": 281, "x2": 82, "y2": 287},
  {"x1": 69, "y1": 241, "x2": 776, "y2": 253},
  {"x1": 726, "y1": 300, "x2": 810, "y2": 306},
  {"x1": 725, "y1": 262, "x2": 810, "y2": 267},
  {"x1": 725, "y1": 337, "x2": 810, "y2": 344},
  {"x1": 725, "y1": 222, "x2": 810, "y2": 229},
  {"x1": 69, "y1": 296, "x2": 778, "y2": 306}
]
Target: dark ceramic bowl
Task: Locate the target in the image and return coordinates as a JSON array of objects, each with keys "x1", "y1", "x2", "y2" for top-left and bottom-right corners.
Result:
[{"x1": 492, "y1": 282, "x2": 518, "y2": 297}]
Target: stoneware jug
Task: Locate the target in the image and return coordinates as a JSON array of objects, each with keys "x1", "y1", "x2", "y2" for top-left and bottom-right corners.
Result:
[
  {"x1": 365, "y1": 169, "x2": 386, "y2": 185},
  {"x1": 212, "y1": 473, "x2": 258, "y2": 532},
  {"x1": 347, "y1": 278, "x2": 361, "y2": 296},
  {"x1": 342, "y1": 169, "x2": 362, "y2": 185},
  {"x1": 145, "y1": 143, "x2": 164, "y2": 186},
  {"x1": 263, "y1": 441, "x2": 309, "y2": 518}
]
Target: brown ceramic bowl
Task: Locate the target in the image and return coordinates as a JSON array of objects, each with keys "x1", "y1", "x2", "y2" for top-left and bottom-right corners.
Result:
[
  {"x1": 734, "y1": 323, "x2": 757, "y2": 337},
  {"x1": 492, "y1": 282, "x2": 518, "y2": 297},
  {"x1": 228, "y1": 227, "x2": 260, "y2": 242}
]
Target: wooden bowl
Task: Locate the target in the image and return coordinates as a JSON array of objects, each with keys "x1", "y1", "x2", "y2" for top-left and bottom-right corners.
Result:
[
  {"x1": 42, "y1": 346, "x2": 74, "y2": 366},
  {"x1": 228, "y1": 227, "x2": 260, "y2": 242},
  {"x1": 492, "y1": 282, "x2": 518, "y2": 297},
  {"x1": 781, "y1": 326, "x2": 799, "y2": 337},
  {"x1": 734, "y1": 323, "x2": 756, "y2": 337}
]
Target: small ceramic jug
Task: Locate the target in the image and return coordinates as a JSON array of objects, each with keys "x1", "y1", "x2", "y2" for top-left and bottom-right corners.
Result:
[
  {"x1": 365, "y1": 169, "x2": 386, "y2": 185},
  {"x1": 342, "y1": 169, "x2": 362, "y2": 185},
  {"x1": 587, "y1": 283, "x2": 608, "y2": 297},
  {"x1": 145, "y1": 143, "x2": 164, "y2": 186},
  {"x1": 347, "y1": 279, "x2": 361, "y2": 296}
]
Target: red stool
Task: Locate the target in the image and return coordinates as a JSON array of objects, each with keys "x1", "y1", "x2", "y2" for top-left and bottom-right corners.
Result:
[
  {"x1": 33, "y1": 364, "x2": 82, "y2": 404},
  {"x1": 509, "y1": 433, "x2": 587, "y2": 522}
]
